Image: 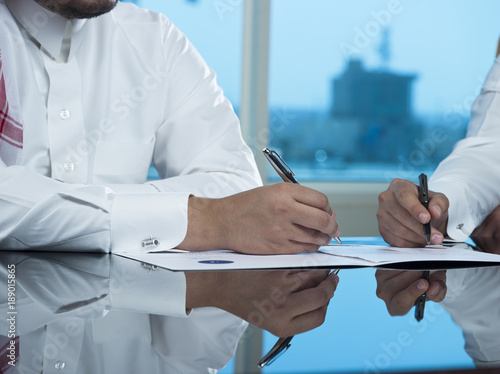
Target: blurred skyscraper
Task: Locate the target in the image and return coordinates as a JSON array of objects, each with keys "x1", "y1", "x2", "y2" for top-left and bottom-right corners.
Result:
[{"x1": 330, "y1": 59, "x2": 418, "y2": 163}]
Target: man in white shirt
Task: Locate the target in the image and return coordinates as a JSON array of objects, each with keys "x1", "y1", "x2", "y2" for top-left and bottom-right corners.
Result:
[
  {"x1": 375, "y1": 56, "x2": 500, "y2": 317},
  {"x1": 0, "y1": 0, "x2": 341, "y2": 371}
]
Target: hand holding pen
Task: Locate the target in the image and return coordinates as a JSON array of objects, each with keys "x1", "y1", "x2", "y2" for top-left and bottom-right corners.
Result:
[
  {"x1": 377, "y1": 177, "x2": 449, "y2": 248},
  {"x1": 258, "y1": 148, "x2": 341, "y2": 368},
  {"x1": 263, "y1": 148, "x2": 341, "y2": 245}
]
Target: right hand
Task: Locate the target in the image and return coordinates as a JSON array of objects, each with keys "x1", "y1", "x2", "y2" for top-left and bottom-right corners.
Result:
[
  {"x1": 377, "y1": 178, "x2": 449, "y2": 247},
  {"x1": 186, "y1": 269, "x2": 339, "y2": 337},
  {"x1": 180, "y1": 183, "x2": 340, "y2": 254}
]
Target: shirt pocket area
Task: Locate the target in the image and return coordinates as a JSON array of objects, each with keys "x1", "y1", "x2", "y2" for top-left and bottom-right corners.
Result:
[{"x1": 93, "y1": 137, "x2": 155, "y2": 184}]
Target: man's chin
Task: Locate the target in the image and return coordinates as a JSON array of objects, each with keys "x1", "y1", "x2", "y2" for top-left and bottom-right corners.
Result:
[{"x1": 35, "y1": 0, "x2": 119, "y2": 19}]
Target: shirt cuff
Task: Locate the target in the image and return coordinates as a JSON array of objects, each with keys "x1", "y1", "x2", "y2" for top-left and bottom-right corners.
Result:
[
  {"x1": 110, "y1": 255, "x2": 188, "y2": 317},
  {"x1": 428, "y1": 180, "x2": 474, "y2": 242},
  {"x1": 110, "y1": 192, "x2": 190, "y2": 252}
]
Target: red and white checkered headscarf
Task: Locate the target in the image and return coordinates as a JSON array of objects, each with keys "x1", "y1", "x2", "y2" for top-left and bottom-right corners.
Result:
[{"x1": 0, "y1": 19, "x2": 23, "y2": 166}]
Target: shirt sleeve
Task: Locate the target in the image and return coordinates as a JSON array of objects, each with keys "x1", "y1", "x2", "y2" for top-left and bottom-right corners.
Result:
[
  {"x1": 429, "y1": 57, "x2": 500, "y2": 241},
  {"x1": 147, "y1": 15, "x2": 262, "y2": 198},
  {"x1": 0, "y1": 165, "x2": 193, "y2": 252},
  {"x1": 0, "y1": 252, "x2": 189, "y2": 336}
]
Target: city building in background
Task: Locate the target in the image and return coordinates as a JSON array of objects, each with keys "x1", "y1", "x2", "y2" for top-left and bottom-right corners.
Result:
[{"x1": 268, "y1": 27, "x2": 467, "y2": 182}]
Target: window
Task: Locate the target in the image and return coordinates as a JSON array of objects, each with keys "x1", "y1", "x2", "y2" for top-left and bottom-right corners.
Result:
[{"x1": 267, "y1": 0, "x2": 500, "y2": 182}]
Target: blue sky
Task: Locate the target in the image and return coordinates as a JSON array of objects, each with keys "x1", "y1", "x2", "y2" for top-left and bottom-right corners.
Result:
[{"x1": 140, "y1": 0, "x2": 500, "y2": 115}]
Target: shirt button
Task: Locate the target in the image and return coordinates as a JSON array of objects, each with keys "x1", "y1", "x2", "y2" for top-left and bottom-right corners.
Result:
[
  {"x1": 54, "y1": 361, "x2": 66, "y2": 370},
  {"x1": 59, "y1": 109, "x2": 70, "y2": 120},
  {"x1": 63, "y1": 162, "x2": 74, "y2": 172}
]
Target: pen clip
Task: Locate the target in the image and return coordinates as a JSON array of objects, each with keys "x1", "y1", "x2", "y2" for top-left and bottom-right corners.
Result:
[
  {"x1": 270, "y1": 150, "x2": 295, "y2": 177},
  {"x1": 418, "y1": 173, "x2": 429, "y2": 207},
  {"x1": 263, "y1": 148, "x2": 299, "y2": 184}
]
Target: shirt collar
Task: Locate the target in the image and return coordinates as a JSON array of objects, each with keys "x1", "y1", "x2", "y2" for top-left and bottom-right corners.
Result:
[{"x1": 5, "y1": 0, "x2": 87, "y2": 62}]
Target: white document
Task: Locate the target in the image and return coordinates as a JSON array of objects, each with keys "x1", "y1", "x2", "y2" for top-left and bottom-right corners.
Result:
[{"x1": 117, "y1": 243, "x2": 500, "y2": 272}]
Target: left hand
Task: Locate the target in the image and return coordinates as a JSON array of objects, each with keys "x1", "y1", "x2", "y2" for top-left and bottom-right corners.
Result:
[
  {"x1": 375, "y1": 269, "x2": 447, "y2": 316},
  {"x1": 471, "y1": 205, "x2": 500, "y2": 254}
]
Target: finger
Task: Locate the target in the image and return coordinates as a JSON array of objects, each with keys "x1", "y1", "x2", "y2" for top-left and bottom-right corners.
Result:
[
  {"x1": 286, "y1": 272, "x2": 338, "y2": 316},
  {"x1": 428, "y1": 193, "x2": 449, "y2": 221},
  {"x1": 292, "y1": 185, "x2": 333, "y2": 215},
  {"x1": 378, "y1": 209, "x2": 427, "y2": 247},
  {"x1": 426, "y1": 271, "x2": 447, "y2": 302},
  {"x1": 378, "y1": 189, "x2": 429, "y2": 244},
  {"x1": 291, "y1": 204, "x2": 338, "y2": 238},
  {"x1": 429, "y1": 226, "x2": 444, "y2": 245},
  {"x1": 390, "y1": 179, "x2": 431, "y2": 225},
  {"x1": 379, "y1": 227, "x2": 425, "y2": 248},
  {"x1": 284, "y1": 304, "x2": 330, "y2": 336},
  {"x1": 289, "y1": 226, "x2": 333, "y2": 247},
  {"x1": 286, "y1": 270, "x2": 331, "y2": 293},
  {"x1": 376, "y1": 270, "x2": 423, "y2": 303},
  {"x1": 262, "y1": 240, "x2": 320, "y2": 255},
  {"x1": 389, "y1": 277, "x2": 430, "y2": 316},
  {"x1": 375, "y1": 269, "x2": 406, "y2": 283}
]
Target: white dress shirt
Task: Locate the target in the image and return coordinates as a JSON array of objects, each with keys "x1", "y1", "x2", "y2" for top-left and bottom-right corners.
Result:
[
  {"x1": 430, "y1": 56, "x2": 500, "y2": 241},
  {"x1": 0, "y1": 0, "x2": 261, "y2": 371},
  {"x1": 0, "y1": 0, "x2": 261, "y2": 252}
]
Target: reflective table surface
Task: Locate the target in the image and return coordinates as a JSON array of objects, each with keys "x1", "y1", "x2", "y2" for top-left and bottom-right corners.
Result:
[{"x1": 1, "y1": 237, "x2": 500, "y2": 374}]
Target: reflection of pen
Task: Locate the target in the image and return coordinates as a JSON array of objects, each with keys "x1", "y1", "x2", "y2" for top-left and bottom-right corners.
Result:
[
  {"x1": 263, "y1": 148, "x2": 342, "y2": 245},
  {"x1": 415, "y1": 173, "x2": 430, "y2": 322},
  {"x1": 414, "y1": 270, "x2": 430, "y2": 322},
  {"x1": 418, "y1": 173, "x2": 431, "y2": 245}
]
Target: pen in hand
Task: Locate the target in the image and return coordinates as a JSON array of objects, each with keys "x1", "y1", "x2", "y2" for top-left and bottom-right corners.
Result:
[
  {"x1": 418, "y1": 173, "x2": 431, "y2": 245},
  {"x1": 415, "y1": 173, "x2": 431, "y2": 322},
  {"x1": 414, "y1": 270, "x2": 430, "y2": 322},
  {"x1": 263, "y1": 148, "x2": 342, "y2": 245},
  {"x1": 258, "y1": 148, "x2": 341, "y2": 368}
]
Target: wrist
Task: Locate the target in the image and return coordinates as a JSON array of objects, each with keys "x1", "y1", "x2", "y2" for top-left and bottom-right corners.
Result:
[
  {"x1": 185, "y1": 271, "x2": 228, "y2": 310},
  {"x1": 178, "y1": 196, "x2": 227, "y2": 251}
]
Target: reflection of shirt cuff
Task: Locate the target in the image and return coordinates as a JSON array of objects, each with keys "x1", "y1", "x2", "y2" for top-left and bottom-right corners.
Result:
[
  {"x1": 428, "y1": 181, "x2": 474, "y2": 242},
  {"x1": 110, "y1": 191, "x2": 190, "y2": 252},
  {"x1": 110, "y1": 255, "x2": 188, "y2": 317}
]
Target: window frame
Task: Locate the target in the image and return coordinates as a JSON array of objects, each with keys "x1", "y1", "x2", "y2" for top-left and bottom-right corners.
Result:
[{"x1": 239, "y1": 0, "x2": 387, "y2": 241}]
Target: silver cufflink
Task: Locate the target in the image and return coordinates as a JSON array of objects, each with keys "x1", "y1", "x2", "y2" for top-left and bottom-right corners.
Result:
[{"x1": 141, "y1": 238, "x2": 160, "y2": 248}]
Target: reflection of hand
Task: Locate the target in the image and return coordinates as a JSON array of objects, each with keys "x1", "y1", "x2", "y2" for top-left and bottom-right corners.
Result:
[
  {"x1": 471, "y1": 205, "x2": 500, "y2": 254},
  {"x1": 181, "y1": 183, "x2": 340, "y2": 254},
  {"x1": 186, "y1": 269, "x2": 339, "y2": 337},
  {"x1": 377, "y1": 178, "x2": 449, "y2": 247},
  {"x1": 375, "y1": 270, "x2": 447, "y2": 316}
]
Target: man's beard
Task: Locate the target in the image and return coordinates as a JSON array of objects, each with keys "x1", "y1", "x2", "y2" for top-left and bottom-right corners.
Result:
[{"x1": 34, "y1": 0, "x2": 119, "y2": 19}]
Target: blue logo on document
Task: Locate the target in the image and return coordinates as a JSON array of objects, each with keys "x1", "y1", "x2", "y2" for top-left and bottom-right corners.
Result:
[{"x1": 198, "y1": 260, "x2": 234, "y2": 265}]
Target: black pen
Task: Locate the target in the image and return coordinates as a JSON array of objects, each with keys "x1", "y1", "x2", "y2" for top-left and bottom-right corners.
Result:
[
  {"x1": 415, "y1": 173, "x2": 431, "y2": 322},
  {"x1": 418, "y1": 173, "x2": 431, "y2": 245},
  {"x1": 414, "y1": 270, "x2": 430, "y2": 322},
  {"x1": 258, "y1": 148, "x2": 341, "y2": 368}
]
